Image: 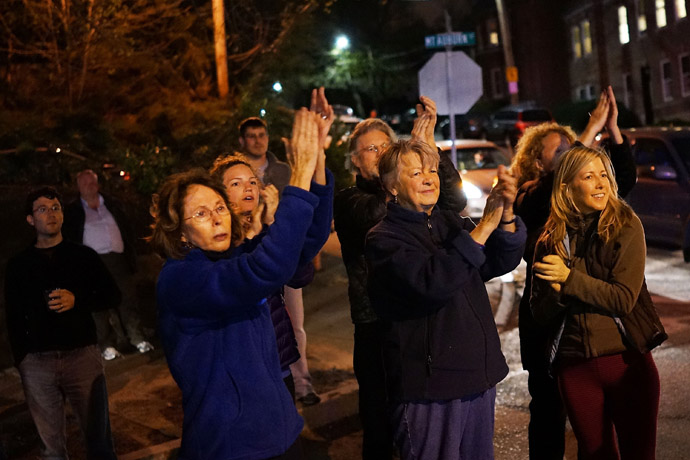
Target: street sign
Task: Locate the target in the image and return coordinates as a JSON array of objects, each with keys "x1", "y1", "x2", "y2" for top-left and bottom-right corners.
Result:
[
  {"x1": 424, "y1": 32, "x2": 476, "y2": 49},
  {"x1": 418, "y1": 51, "x2": 483, "y2": 115}
]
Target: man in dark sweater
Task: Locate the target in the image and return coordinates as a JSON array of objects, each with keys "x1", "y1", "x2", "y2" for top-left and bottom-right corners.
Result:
[{"x1": 4, "y1": 187, "x2": 121, "y2": 460}]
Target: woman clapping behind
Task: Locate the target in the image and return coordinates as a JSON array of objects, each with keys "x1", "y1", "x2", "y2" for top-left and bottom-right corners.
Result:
[
  {"x1": 149, "y1": 108, "x2": 333, "y2": 460},
  {"x1": 365, "y1": 139, "x2": 526, "y2": 459},
  {"x1": 531, "y1": 145, "x2": 666, "y2": 459}
]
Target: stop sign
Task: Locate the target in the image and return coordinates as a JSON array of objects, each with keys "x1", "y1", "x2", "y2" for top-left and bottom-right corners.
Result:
[{"x1": 418, "y1": 51, "x2": 483, "y2": 115}]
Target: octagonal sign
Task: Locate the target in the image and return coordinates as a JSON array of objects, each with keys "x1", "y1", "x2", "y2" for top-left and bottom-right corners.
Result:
[{"x1": 418, "y1": 51, "x2": 483, "y2": 115}]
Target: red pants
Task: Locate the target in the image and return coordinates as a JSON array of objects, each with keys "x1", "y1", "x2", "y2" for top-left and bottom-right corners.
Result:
[{"x1": 557, "y1": 351, "x2": 659, "y2": 460}]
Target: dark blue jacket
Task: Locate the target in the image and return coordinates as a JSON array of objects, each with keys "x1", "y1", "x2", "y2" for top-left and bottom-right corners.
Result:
[
  {"x1": 365, "y1": 203, "x2": 526, "y2": 402},
  {"x1": 156, "y1": 173, "x2": 333, "y2": 460}
]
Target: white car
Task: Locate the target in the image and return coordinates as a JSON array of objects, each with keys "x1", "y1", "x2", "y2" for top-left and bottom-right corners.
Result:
[{"x1": 437, "y1": 139, "x2": 511, "y2": 220}]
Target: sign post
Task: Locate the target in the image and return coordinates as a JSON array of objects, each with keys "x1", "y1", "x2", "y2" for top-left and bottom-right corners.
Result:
[{"x1": 419, "y1": 51, "x2": 483, "y2": 166}]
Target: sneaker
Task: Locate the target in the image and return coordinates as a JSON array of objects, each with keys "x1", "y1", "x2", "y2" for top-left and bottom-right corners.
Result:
[
  {"x1": 297, "y1": 391, "x2": 321, "y2": 406},
  {"x1": 135, "y1": 341, "x2": 154, "y2": 354},
  {"x1": 102, "y1": 347, "x2": 122, "y2": 361}
]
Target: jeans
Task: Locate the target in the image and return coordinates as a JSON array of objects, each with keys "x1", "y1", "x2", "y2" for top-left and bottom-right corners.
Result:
[{"x1": 18, "y1": 345, "x2": 117, "y2": 460}]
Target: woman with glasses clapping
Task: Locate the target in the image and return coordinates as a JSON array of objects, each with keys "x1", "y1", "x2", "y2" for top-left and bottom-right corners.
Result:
[{"x1": 149, "y1": 108, "x2": 333, "y2": 460}]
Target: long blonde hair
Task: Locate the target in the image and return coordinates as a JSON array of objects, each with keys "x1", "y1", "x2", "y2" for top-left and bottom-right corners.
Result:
[
  {"x1": 511, "y1": 122, "x2": 577, "y2": 187},
  {"x1": 537, "y1": 145, "x2": 634, "y2": 260}
]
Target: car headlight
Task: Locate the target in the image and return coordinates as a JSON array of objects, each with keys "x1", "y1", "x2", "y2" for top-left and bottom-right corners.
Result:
[{"x1": 462, "y1": 180, "x2": 483, "y2": 200}]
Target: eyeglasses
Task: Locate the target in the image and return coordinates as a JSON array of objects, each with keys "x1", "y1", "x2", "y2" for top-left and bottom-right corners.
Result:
[
  {"x1": 184, "y1": 205, "x2": 230, "y2": 223},
  {"x1": 359, "y1": 142, "x2": 389, "y2": 155},
  {"x1": 33, "y1": 204, "x2": 62, "y2": 215}
]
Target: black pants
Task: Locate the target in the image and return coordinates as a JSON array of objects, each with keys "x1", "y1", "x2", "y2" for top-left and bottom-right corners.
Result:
[
  {"x1": 527, "y1": 361, "x2": 568, "y2": 460},
  {"x1": 353, "y1": 321, "x2": 393, "y2": 460}
]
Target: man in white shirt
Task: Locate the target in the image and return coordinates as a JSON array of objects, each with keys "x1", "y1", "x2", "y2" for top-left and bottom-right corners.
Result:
[{"x1": 63, "y1": 170, "x2": 153, "y2": 360}]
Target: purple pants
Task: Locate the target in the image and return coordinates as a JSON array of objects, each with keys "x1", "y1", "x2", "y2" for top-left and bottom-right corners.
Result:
[
  {"x1": 18, "y1": 345, "x2": 116, "y2": 460},
  {"x1": 392, "y1": 387, "x2": 497, "y2": 460}
]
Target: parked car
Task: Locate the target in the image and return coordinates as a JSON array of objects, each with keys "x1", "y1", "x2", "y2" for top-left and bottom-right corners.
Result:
[
  {"x1": 437, "y1": 139, "x2": 511, "y2": 219},
  {"x1": 438, "y1": 114, "x2": 489, "y2": 140},
  {"x1": 600, "y1": 127, "x2": 690, "y2": 261},
  {"x1": 484, "y1": 103, "x2": 553, "y2": 147}
]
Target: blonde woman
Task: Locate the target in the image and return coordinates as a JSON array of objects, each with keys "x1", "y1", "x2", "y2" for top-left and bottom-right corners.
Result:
[
  {"x1": 530, "y1": 145, "x2": 666, "y2": 459},
  {"x1": 511, "y1": 86, "x2": 637, "y2": 459}
]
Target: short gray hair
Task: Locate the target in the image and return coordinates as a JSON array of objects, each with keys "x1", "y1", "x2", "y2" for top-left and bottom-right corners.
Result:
[{"x1": 346, "y1": 118, "x2": 397, "y2": 175}]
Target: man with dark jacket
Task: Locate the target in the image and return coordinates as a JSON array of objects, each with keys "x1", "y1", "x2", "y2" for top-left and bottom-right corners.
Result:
[
  {"x1": 63, "y1": 169, "x2": 153, "y2": 360},
  {"x1": 5, "y1": 187, "x2": 120, "y2": 459},
  {"x1": 333, "y1": 105, "x2": 466, "y2": 459}
]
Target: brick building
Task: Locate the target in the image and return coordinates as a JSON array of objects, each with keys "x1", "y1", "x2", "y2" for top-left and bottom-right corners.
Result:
[
  {"x1": 471, "y1": 0, "x2": 690, "y2": 124},
  {"x1": 565, "y1": 0, "x2": 690, "y2": 124}
]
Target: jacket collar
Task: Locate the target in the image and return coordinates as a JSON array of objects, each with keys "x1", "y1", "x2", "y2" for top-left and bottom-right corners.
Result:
[
  {"x1": 355, "y1": 175, "x2": 385, "y2": 195},
  {"x1": 385, "y1": 201, "x2": 436, "y2": 224}
]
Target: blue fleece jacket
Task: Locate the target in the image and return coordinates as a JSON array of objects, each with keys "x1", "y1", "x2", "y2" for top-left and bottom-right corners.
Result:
[{"x1": 157, "y1": 173, "x2": 333, "y2": 460}]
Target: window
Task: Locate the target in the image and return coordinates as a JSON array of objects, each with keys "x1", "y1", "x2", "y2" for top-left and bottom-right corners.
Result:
[
  {"x1": 681, "y1": 54, "x2": 690, "y2": 96},
  {"x1": 578, "y1": 87, "x2": 588, "y2": 100},
  {"x1": 572, "y1": 26, "x2": 582, "y2": 58},
  {"x1": 623, "y1": 73, "x2": 633, "y2": 107},
  {"x1": 661, "y1": 60, "x2": 673, "y2": 101},
  {"x1": 638, "y1": 0, "x2": 648, "y2": 33},
  {"x1": 589, "y1": 85, "x2": 596, "y2": 99},
  {"x1": 676, "y1": 0, "x2": 688, "y2": 18},
  {"x1": 487, "y1": 18, "x2": 499, "y2": 46},
  {"x1": 582, "y1": 20, "x2": 592, "y2": 54},
  {"x1": 619, "y1": 7, "x2": 630, "y2": 43},
  {"x1": 656, "y1": 0, "x2": 667, "y2": 27},
  {"x1": 491, "y1": 68, "x2": 504, "y2": 98}
]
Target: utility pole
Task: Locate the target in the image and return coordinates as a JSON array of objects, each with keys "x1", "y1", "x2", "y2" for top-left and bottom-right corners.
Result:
[
  {"x1": 444, "y1": 9, "x2": 458, "y2": 166},
  {"x1": 495, "y1": 0, "x2": 518, "y2": 104},
  {"x1": 212, "y1": 0, "x2": 229, "y2": 99}
]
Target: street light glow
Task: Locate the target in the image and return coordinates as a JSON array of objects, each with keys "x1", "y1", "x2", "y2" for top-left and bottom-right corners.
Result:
[
  {"x1": 334, "y1": 35, "x2": 350, "y2": 52},
  {"x1": 272, "y1": 81, "x2": 283, "y2": 93}
]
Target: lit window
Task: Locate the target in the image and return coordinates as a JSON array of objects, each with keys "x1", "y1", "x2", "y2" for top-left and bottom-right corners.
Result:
[
  {"x1": 639, "y1": 0, "x2": 648, "y2": 32},
  {"x1": 661, "y1": 60, "x2": 673, "y2": 101},
  {"x1": 572, "y1": 26, "x2": 582, "y2": 58},
  {"x1": 582, "y1": 20, "x2": 592, "y2": 54},
  {"x1": 588, "y1": 85, "x2": 596, "y2": 99},
  {"x1": 656, "y1": 0, "x2": 667, "y2": 27},
  {"x1": 680, "y1": 54, "x2": 690, "y2": 96},
  {"x1": 676, "y1": 0, "x2": 687, "y2": 18},
  {"x1": 488, "y1": 18, "x2": 499, "y2": 46},
  {"x1": 623, "y1": 74, "x2": 633, "y2": 107},
  {"x1": 619, "y1": 7, "x2": 630, "y2": 44}
]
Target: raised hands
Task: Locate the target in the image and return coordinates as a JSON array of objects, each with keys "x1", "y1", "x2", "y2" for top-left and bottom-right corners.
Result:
[
  {"x1": 603, "y1": 86, "x2": 623, "y2": 144},
  {"x1": 470, "y1": 165, "x2": 518, "y2": 245},
  {"x1": 309, "y1": 87, "x2": 332, "y2": 185},
  {"x1": 411, "y1": 96, "x2": 438, "y2": 148},
  {"x1": 285, "y1": 108, "x2": 320, "y2": 191},
  {"x1": 579, "y1": 85, "x2": 622, "y2": 146},
  {"x1": 260, "y1": 184, "x2": 279, "y2": 226},
  {"x1": 310, "y1": 86, "x2": 335, "y2": 150}
]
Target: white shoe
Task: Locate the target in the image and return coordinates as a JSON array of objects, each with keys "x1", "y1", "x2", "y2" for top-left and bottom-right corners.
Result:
[
  {"x1": 136, "y1": 341, "x2": 154, "y2": 353},
  {"x1": 102, "y1": 347, "x2": 122, "y2": 361}
]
